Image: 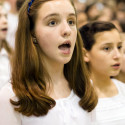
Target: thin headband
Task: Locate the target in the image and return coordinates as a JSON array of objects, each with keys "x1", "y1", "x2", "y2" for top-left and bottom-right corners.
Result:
[{"x1": 28, "y1": 0, "x2": 34, "y2": 13}]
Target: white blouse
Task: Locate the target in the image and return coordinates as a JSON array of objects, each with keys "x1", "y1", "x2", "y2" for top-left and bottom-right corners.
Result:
[
  {"x1": 94, "y1": 79, "x2": 125, "y2": 125},
  {"x1": 0, "y1": 83, "x2": 95, "y2": 125},
  {"x1": 0, "y1": 48, "x2": 11, "y2": 89}
]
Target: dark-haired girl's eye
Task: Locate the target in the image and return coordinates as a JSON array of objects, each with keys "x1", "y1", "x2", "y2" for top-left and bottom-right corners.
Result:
[
  {"x1": 118, "y1": 45, "x2": 122, "y2": 50},
  {"x1": 103, "y1": 47, "x2": 111, "y2": 51}
]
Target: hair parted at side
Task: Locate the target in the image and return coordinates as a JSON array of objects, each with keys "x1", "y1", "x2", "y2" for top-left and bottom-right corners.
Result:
[
  {"x1": 79, "y1": 21, "x2": 118, "y2": 51},
  {"x1": 11, "y1": 0, "x2": 98, "y2": 116}
]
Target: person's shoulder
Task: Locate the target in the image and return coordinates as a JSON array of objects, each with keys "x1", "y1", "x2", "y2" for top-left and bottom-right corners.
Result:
[
  {"x1": 112, "y1": 78, "x2": 125, "y2": 95},
  {"x1": 112, "y1": 78, "x2": 125, "y2": 87}
]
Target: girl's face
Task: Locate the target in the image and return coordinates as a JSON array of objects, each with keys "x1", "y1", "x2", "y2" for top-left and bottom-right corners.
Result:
[
  {"x1": 0, "y1": 5, "x2": 8, "y2": 41},
  {"x1": 34, "y1": 0, "x2": 77, "y2": 65},
  {"x1": 85, "y1": 29, "x2": 122, "y2": 77}
]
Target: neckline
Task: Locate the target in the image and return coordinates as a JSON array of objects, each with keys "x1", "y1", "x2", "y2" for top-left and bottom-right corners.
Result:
[
  {"x1": 55, "y1": 90, "x2": 74, "y2": 102},
  {"x1": 99, "y1": 79, "x2": 121, "y2": 100}
]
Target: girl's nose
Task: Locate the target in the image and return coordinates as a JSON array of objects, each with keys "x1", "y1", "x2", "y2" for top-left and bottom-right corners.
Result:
[
  {"x1": 2, "y1": 15, "x2": 7, "y2": 24},
  {"x1": 61, "y1": 21, "x2": 71, "y2": 37},
  {"x1": 113, "y1": 48, "x2": 122, "y2": 59}
]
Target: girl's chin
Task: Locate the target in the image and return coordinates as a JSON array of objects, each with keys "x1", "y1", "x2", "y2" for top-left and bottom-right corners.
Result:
[{"x1": 110, "y1": 72, "x2": 120, "y2": 77}]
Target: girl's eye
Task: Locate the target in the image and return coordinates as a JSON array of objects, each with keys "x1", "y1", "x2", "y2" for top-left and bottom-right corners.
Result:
[
  {"x1": 0, "y1": 14, "x2": 7, "y2": 19},
  {"x1": 48, "y1": 20, "x2": 57, "y2": 26},
  {"x1": 5, "y1": 14, "x2": 8, "y2": 19},
  {"x1": 68, "y1": 20, "x2": 76, "y2": 26},
  {"x1": 103, "y1": 47, "x2": 111, "y2": 51},
  {"x1": 118, "y1": 45, "x2": 122, "y2": 50}
]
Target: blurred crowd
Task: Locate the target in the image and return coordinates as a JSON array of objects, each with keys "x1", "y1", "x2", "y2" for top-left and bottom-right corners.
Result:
[
  {"x1": 0, "y1": 0, "x2": 25, "y2": 89},
  {"x1": 74, "y1": 0, "x2": 125, "y2": 32},
  {"x1": 3, "y1": 0, "x2": 25, "y2": 49}
]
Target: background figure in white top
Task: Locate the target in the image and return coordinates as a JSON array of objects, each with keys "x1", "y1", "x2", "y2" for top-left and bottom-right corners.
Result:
[
  {"x1": 80, "y1": 21, "x2": 125, "y2": 124},
  {"x1": 4, "y1": 0, "x2": 18, "y2": 49},
  {"x1": 0, "y1": 0, "x2": 98, "y2": 125},
  {"x1": 0, "y1": 2, "x2": 12, "y2": 89},
  {"x1": 5, "y1": 0, "x2": 25, "y2": 50}
]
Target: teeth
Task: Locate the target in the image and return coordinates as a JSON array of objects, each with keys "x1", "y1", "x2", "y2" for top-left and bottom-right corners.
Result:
[{"x1": 66, "y1": 43, "x2": 69, "y2": 45}]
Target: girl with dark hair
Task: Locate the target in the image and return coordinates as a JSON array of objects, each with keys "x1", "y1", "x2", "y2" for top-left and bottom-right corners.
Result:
[
  {"x1": 80, "y1": 21, "x2": 125, "y2": 124},
  {"x1": 0, "y1": 0, "x2": 97, "y2": 125}
]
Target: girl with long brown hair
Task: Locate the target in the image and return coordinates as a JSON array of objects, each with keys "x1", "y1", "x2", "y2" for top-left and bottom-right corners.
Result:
[{"x1": 0, "y1": 0, "x2": 97, "y2": 124}]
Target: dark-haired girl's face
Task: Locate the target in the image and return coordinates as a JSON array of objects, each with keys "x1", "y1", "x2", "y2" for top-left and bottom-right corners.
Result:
[
  {"x1": 85, "y1": 29, "x2": 123, "y2": 77},
  {"x1": 0, "y1": 5, "x2": 8, "y2": 41}
]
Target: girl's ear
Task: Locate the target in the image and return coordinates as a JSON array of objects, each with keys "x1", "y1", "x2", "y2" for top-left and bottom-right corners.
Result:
[{"x1": 82, "y1": 48, "x2": 90, "y2": 62}]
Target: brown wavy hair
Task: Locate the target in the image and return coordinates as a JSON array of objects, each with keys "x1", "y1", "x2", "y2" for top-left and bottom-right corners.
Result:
[{"x1": 11, "y1": 0, "x2": 98, "y2": 116}]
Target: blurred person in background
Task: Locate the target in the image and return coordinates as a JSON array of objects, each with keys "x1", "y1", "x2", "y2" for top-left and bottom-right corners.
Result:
[
  {"x1": 73, "y1": 0, "x2": 86, "y2": 13},
  {"x1": 84, "y1": 2, "x2": 104, "y2": 21},
  {"x1": 115, "y1": 1, "x2": 125, "y2": 32},
  {"x1": 96, "y1": 5, "x2": 114, "y2": 22},
  {"x1": 5, "y1": 0, "x2": 18, "y2": 49},
  {"x1": 77, "y1": 11, "x2": 88, "y2": 28},
  {"x1": 5, "y1": 0, "x2": 25, "y2": 50},
  {"x1": 73, "y1": 0, "x2": 88, "y2": 28},
  {"x1": 0, "y1": 2, "x2": 12, "y2": 89}
]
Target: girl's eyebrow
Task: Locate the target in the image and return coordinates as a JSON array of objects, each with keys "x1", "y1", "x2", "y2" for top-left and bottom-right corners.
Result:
[
  {"x1": 43, "y1": 13, "x2": 76, "y2": 20},
  {"x1": 43, "y1": 13, "x2": 59, "y2": 20},
  {"x1": 68, "y1": 13, "x2": 76, "y2": 17},
  {"x1": 118, "y1": 41, "x2": 123, "y2": 44},
  {"x1": 101, "y1": 41, "x2": 123, "y2": 46}
]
